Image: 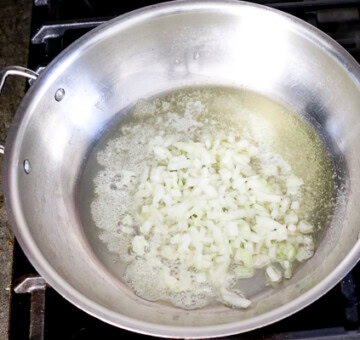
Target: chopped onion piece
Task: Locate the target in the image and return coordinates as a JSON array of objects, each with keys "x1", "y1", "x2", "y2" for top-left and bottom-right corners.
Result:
[
  {"x1": 298, "y1": 221, "x2": 314, "y2": 234},
  {"x1": 234, "y1": 266, "x2": 255, "y2": 279},
  {"x1": 132, "y1": 236, "x2": 149, "y2": 256},
  {"x1": 220, "y1": 288, "x2": 252, "y2": 308},
  {"x1": 127, "y1": 134, "x2": 315, "y2": 309},
  {"x1": 296, "y1": 246, "x2": 314, "y2": 262},
  {"x1": 266, "y1": 265, "x2": 282, "y2": 283}
]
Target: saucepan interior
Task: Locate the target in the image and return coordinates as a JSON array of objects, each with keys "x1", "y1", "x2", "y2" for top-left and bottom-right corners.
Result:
[{"x1": 4, "y1": 1, "x2": 360, "y2": 337}]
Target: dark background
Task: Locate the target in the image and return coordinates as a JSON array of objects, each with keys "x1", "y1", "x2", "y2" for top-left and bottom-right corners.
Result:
[{"x1": 0, "y1": 0, "x2": 31, "y2": 338}]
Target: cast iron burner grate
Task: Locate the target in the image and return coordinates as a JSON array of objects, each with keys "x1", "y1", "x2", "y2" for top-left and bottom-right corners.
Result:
[{"x1": 8, "y1": 1, "x2": 360, "y2": 339}]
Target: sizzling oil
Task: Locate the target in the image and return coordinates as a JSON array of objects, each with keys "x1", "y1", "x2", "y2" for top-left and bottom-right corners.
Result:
[{"x1": 78, "y1": 87, "x2": 335, "y2": 305}]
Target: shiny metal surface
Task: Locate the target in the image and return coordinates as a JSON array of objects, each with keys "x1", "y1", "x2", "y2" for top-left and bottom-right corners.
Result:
[
  {"x1": 0, "y1": 66, "x2": 38, "y2": 94},
  {"x1": 14, "y1": 275, "x2": 48, "y2": 293},
  {"x1": 0, "y1": 66, "x2": 39, "y2": 155},
  {"x1": 31, "y1": 20, "x2": 106, "y2": 44},
  {"x1": 14, "y1": 275, "x2": 48, "y2": 340},
  {"x1": 2, "y1": 1, "x2": 360, "y2": 338}
]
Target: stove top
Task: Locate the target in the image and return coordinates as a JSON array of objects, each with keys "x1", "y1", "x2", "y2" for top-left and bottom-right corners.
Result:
[{"x1": 9, "y1": 1, "x2": 360, "y2": 339}]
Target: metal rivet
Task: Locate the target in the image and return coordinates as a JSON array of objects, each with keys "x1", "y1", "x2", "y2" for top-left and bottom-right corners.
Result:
[
  {"x1": 23, "y1": 160, "x2": 31, "y2": 174},
  {"x1": 55, "y1": 88, "x2": 65, "y2": 101}
]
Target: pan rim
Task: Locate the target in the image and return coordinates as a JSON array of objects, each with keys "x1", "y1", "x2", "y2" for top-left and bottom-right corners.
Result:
[{"x1": 4, "y1": 0, "x2": 360, "y2": 338}]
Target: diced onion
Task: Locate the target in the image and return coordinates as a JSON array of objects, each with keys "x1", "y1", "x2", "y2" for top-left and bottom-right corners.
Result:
[
  {"x1": 127, "y1": 134, "x2": 315, "y2": 308},
  {"x1": 266, "y1": 265, "x2": 282, "y2": 283}
]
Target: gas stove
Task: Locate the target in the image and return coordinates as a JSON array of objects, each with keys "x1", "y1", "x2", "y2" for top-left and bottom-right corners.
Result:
[{"x1": 9, "y1": 1, "x2": 360, "y2": 339}]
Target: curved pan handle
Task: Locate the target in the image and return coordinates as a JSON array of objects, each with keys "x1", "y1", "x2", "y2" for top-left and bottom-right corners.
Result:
[{"x1": 0, "y1": 66, "x2": 39, "y2": 155}]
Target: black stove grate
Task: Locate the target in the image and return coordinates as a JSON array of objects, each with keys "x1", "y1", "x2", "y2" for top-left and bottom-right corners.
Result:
[
  {"x1": 9, "y1": 1, "x2": 360, "y2": 339},
  {"x1": 27, "y1": 0, "x2": 360, "y2": 72}
]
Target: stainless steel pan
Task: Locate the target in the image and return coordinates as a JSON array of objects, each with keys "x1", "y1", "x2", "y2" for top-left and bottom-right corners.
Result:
[{"x1": 1, "y1": 1, "x2": 360, "y2": 338}]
